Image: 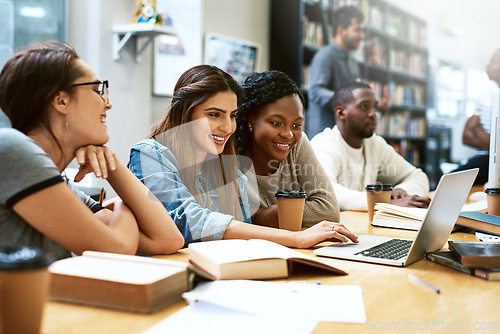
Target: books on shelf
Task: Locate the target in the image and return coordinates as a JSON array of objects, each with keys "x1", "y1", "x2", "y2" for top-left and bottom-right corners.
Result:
[
  {"x1": 408, "y1": 21, "x2": 426, "y2": 46},
  {"x1": 389, "y1": 83, "x2": 426, "y2": 108},
  {"x1": 366, "y1": 37, "x2": 387, "y2": 67},
  {"x1": 302, "y1": 15, "x2": 324, "y2": 48},
  {"x1": 377, "y1": 110, "x2": 425, "y2": 139},
  {"x1": 456, "y1": 211, "x2": 500, "y2": 236},
  {"x1": 448, "y1": 240, "x2": 500, "y2": 268},
  {"x1": 426, "y1": 250, "x2": 500, "y2": 281},
  {"x1": 49, "y1": 251, "x2": 189, "y2": 313},
  {"x1": 188, "y1": 239, "x2": 347, "y2": 280}
]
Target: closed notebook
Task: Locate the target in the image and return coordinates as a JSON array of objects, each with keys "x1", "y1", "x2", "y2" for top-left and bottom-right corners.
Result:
[
  {"x1": 448, "y1": 241, "x2": 500, "y2": 268},
  {"x1": 49, "y1": 251, "x2": 189, "y2": 313},
  {"x1": 188, "y1": 239, "x2": 347, "y2": 280},
  {"x1": 455, "y1": 211, "x2": 500, "y2": 236}
]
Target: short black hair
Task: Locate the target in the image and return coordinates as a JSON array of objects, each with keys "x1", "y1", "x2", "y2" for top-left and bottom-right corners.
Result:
[
  {"x1": 330, "y1": 6, "x2": 364, "y2": 36},
  {"x1": 332, "y1": 81, "x2": 372, "y2": 110}
]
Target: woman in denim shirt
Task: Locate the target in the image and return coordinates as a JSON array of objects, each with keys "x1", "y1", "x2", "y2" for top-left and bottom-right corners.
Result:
[{"x1": 129, "y1": 65, "x2": 358, "y2": 248}]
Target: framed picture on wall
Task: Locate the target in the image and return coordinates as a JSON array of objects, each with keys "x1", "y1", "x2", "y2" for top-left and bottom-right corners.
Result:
[
  {"x1": 153, "y1": 0, "x2": 202, "y2": 96},
  {"x1": 204, "y1": 32, "x2": 260, "y2": 84}
]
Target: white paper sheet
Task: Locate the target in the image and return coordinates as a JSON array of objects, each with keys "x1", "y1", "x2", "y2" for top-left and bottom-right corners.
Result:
[
  {"x1": 183, "y1": 280, "x2": 366, "y2": 323},
  {"x1": 144, "y1": 280, "x2": 366, "y2": 334},
  {"x1": 143, "y1": 301, "x2": 317, "y2": 334}
]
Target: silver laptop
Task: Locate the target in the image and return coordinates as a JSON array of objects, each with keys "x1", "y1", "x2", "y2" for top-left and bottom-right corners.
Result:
[{"x1": 314, "y1": 169, "x2": 479, "y2": 267}]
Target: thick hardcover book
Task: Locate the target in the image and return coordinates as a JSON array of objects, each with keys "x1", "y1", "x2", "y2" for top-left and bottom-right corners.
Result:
[
  {"x1": 49, "y1": 251, "x2": 189, "y2": 313},
  {"x1": 425, "y1": 251, "x2": 474, "y2": 275},
  {"x1": 188, "y1": 239, "x2": 347, "y2": 280},
  {"x1": 455, "y1": 211, "x2": 500, "y2": 236},
  {"x1": 448, "y1": 241, "x2": 500, "y2": 268}
]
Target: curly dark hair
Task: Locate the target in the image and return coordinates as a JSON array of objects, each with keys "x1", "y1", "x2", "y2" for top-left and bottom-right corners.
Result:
[{"x1": 235, "y1": 70, "x2": 305, "y2": 156}]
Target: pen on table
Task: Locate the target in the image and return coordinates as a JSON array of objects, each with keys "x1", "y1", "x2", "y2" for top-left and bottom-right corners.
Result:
[
  {"x1": 408, "y1": 274, "x2": 441, "y2": 294},
  {"x1": 98, "y1": 188, "x2": 105, "y2": 206}
]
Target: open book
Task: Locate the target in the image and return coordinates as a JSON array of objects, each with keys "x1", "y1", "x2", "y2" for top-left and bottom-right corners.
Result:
[
  {"x1": 188, "y1": 239, "x2": 347, "y2": 280},
  {"x1": 372, "y1": 203, "x2": 426, "y2": 230},
  {"x1": 49, "y1": 251, "x2": 189, "y2": 313},
  {"x1": 372, "y1": 201, "x2": 488, "y2": 231}
]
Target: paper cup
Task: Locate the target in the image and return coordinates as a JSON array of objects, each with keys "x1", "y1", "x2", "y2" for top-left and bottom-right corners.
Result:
[
  {"x1": 365, "y1": 184, "x2": 393, "y2": 222},
  {"x1": 275, "y1": 189, "x2": 307, "y2": 231},
  {"x1": 0, "y1": 246, "x2": 51, "y2": 334},
  {"x1": 485, "y1": 188, "x2": 500, "y2": 216}
]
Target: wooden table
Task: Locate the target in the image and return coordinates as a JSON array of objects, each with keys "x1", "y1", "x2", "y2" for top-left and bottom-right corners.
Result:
[{"x1": 42, "y1": 211, "x2": 500, "y2": 334}]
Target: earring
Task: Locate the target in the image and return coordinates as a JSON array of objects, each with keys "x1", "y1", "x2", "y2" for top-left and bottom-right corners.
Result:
[
  {"x1": 65, "y1": 116, "x2": 71, "y2": 134},
  {"x1": 248, "y1": 123, "x2": 253, "y2": 132}
]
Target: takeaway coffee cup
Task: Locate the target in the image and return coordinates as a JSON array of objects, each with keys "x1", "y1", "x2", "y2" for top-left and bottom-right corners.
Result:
[
  {"x1": 485, "y1": 188, "x2": 500, "y2": 216},
  {"x1": 365, "y1": 184, "x2": 393, "y2": 222},
  {"x1": 0, "y1": 246, "x2": 51, "y2": 334},
  {"x1": 275, "y1": 189, "x2": 307, "y2": 231}
]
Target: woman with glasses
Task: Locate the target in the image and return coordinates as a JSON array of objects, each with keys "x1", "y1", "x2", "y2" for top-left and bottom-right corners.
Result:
[
  {"x1": 129, "y1": 65, "x2": 358, "y2": 248},
  {"x1": 0, "y1": 41, "x2": 184, "y2": 261}
]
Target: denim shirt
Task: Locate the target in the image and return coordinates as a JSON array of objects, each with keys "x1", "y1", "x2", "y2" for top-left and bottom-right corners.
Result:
[{"x1": 129, "y1": 139, "x2": 252, "y2": 247}]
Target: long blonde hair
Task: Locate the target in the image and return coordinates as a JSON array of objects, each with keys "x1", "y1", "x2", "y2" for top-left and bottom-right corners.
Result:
[{"x1": 150, "y1": 65, "x2": 245, "y2": 220}]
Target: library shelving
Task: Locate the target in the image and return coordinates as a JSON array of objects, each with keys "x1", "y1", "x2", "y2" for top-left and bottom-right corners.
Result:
[{"x1": 269, "y1": 0, "x2": 429, "y2": 170}]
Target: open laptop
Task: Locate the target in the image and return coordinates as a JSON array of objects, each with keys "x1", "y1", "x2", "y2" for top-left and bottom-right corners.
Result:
[{"x1": 314, "y1": 169, "x2": 479, "y2": 267}]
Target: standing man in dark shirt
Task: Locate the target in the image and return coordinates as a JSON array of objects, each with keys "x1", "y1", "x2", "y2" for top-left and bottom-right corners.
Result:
[{"x1": 307, "y1": 6, "x2": 365, "y2": 138}]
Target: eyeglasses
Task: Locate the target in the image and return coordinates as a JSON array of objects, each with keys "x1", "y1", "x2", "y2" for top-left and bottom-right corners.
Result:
[{"x1": 71, "y1": 80, "x2": 109, "y2": 104}]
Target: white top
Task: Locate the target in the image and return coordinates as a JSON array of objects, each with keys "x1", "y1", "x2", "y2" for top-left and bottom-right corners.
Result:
[{"x1": 310, "y1": 126, "x2": 429, "y2": 211}]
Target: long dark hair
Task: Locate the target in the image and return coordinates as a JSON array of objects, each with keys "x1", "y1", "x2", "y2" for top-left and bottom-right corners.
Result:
[
  {"x1": 0, "y1": 40, "x2": 83, "y2": 156},
  {"x1": 151, "y1": 65, "x2": 244, "y2": 218},
  {"x1": 235, "y1": 70, "x2": 305, "y2": 156}
]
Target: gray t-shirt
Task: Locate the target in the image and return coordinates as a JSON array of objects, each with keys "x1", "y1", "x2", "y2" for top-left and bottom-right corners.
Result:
[{"x1": 0, "y1": 128, "x2": 102, "y2": 261}]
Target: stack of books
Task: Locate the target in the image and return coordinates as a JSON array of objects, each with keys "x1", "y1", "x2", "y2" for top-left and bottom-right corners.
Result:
[{"x1": 426, "y1": 241, "x2": 500, "y2": 281}]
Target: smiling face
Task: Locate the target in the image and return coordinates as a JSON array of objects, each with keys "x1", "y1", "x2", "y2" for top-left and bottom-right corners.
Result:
[
  {"x1": 249, "y1": 94, "x2": 304, "y2": 174},
  {"x1": 336, "y1": 87, "x2": 378, "y2": 148},
  {"x1": 66, "y1": 59, "x2": 112, "y2": 147},
  {"x1": 190, "y1": 90, "x2": 238, "y2": 161}
]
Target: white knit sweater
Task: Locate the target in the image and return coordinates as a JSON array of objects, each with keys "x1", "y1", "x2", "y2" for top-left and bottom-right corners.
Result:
[{"x1": 311, "y1": 126, "x2": 429, "y2": 211}]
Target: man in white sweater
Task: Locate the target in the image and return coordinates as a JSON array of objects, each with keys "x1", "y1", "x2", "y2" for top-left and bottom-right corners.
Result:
[{"x1": 310, "y1": 82, "x2": 430, "y2": 211}]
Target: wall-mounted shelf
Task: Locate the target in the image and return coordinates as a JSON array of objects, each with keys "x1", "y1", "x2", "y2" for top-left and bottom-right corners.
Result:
[{"x1": 112, "y1": 24, "x2": 176, "y2": 62}]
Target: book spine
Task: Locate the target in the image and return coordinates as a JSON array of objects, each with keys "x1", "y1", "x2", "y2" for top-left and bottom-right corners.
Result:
[
  {"x1": 474, "y1": 269, "x2": 500, "y2": 281},
  {"x1": 425, "y1": 253, "x2": 473, "y2": 275}
]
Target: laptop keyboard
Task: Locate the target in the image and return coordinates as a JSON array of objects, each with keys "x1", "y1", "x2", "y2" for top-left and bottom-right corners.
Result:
[{"x1": 355, "y1": 239, "x2": 412, "y2": 260}]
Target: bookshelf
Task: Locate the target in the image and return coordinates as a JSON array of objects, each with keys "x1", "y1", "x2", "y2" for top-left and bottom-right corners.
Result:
[{"x1": 269, "y1": 0, "x2": 429, "y2": 170}]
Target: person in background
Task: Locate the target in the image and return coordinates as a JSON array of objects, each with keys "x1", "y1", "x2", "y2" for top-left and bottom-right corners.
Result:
[
  {"x1": 235, "y1": 70, "x2": 340, "y2": 228},
  {"x1": 452, "y1": 48, "x2": 500, "y2": 185},
  {"x1": 307, "y1": 6, "x2": 365, "y2": 138},
  {"x1": 311, "y1": 81, "x2": 430, "y2": 211},
  {"x1": 0, "y1": 41, "x2": 184, "y2": 261},
  {"x1": 129, "y1": 65, "x2": 357, "y2": 248}
]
